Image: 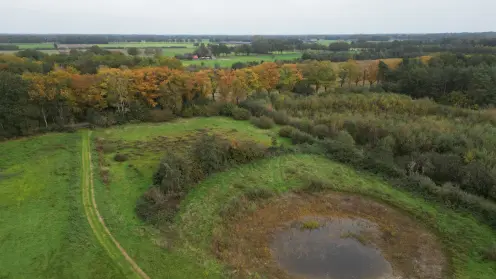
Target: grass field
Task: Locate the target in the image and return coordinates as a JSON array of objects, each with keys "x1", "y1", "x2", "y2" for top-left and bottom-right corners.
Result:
[
  {"x1": 183, "y1": 53, "x2": 302, "y2": 67},
  {"x1": 2, "y1": 117, "x2": 495, "y2": 278},
  {"x1": 90, "y1": 117, "x2": 287, "y2": 278},
  {"x1": 0, "y1": 132, "x2": 123, "y2": 279}
]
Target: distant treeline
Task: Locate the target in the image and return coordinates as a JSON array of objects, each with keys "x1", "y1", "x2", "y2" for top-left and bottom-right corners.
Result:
[
  {"x1": 0, "y1": 45, "x2": 19, "y2": 50},
  {"x1": 303, "y1": 40, "x2": 496, "y2": 62},
  {"x1": 1, "y1": 32, "x2": 496, "y2": 45}
]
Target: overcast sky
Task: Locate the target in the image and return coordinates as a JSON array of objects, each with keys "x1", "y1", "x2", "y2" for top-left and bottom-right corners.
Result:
[{"x1": 1, "y1": 0, "x2": 495, "y2": 34}]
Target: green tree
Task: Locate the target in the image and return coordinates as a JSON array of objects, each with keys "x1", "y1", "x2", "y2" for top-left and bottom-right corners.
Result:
[
  {"x1": 299, "y1": 61, "x2": 336, "y2": 92},
  {"x1": 340, "y1": 60, "x2": 361, "y2": 88},
  {"x1": 0, "y1": 72, "x2": 30, "y2": 137},
  {"x1": 195, "y1": 43, "x2": 210, "y2": 57},
  {"x1": 127, "y1": 47, "x2": 140, "y2": 56},
  {"x1": 251, "y1": 36, "x2": 271, "y2": 54}
]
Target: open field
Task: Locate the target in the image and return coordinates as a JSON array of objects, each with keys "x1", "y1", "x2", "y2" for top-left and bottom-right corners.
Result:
[
  {"x1": 183, "y1": 53, "x2": 302, "y2": 67},
  {"x1": 315, "y1": 39, "x2": 346, "y2": 45},
  {"x1": 0, "y1": 132, "x2": 123, "y2": 278}
]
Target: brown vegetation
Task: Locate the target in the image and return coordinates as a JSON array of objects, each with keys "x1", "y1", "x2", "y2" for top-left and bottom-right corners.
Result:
[{"x1": 214, "y1": 192, "x2": 448, "y2": 279}]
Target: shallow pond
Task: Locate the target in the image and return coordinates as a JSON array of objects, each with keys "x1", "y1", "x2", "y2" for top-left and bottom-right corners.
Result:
[{"x1": 270, "y1": 217, "x2": 393, "y2": 279}]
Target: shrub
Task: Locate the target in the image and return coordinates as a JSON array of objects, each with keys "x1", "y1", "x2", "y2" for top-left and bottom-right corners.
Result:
[
  {"x1": 335, "y1": 130, "x2": 355, "y2": 146},
  {"x1": 312, "y1": 124, "x2": 330, "y2": 139},
  {"x1": 114, "y1": 153, "x2": 128, "y2": 162},
  {"x1": 239, "y1": 99, "x2": 270, "y2": 117},
  {"x1": 461, "y1": 162, "x2": 496, "y2": 198},
  {"x1": 154, "y1": 151, "x2": 197, "y2": 194},
  {"x1": 228, "y1": 141, "x2": 267, "y2": 164},
  {"x1": 231, "y1": 107, "x2": 252, "y2": 120},
  {"x1": 483, "y1": 245, "x2": 496, "y2": 261},
  {"x1": 135, "y1": 187, "x2": 167, "y2": 223},
  {"x1": 181, "y1": 107, "x2": 195, "y2": 118},
  {"x1": 271, "y1": 111, "x2": 290, "y2": 125},
  {"x1": 289, "y1": 118, "x2": 313, "y2": 133},
  {"x1": 250, "y1": 116, "x2": 275, "y2": 129},
  {"x1": 193, "y1": 134, "x2": 231, "y2": 175},
  {"x1": 290, "y1": 129, "x2": 316, "y2": 144},
  {"x1": 101, "y1": 143, "x2": 116, "y2": 154},
  {"x1": 422, "y1": 153, "x2": 464, "y2": 184},
  {"x1": 279, "y1": 126, "x2": 295, "y2": 138},
  {"x1": 400, "y1": 174, "x2": 438, "y2": 193},
  {"x1": 203, "y1": 103, "x2": 222, "y2": 116},
  {"x1": 323, "y1": 139, "x2": 364, "y2": 164},
  {"x1": 219, "y1": 103, "x2": 236, "y2": 116},
  {"x1": 147, "y1": 109, "x2": 175, "y2": 122},
  {"x1": 362, "y1": 146, "x2": 404, "y2": 177}
]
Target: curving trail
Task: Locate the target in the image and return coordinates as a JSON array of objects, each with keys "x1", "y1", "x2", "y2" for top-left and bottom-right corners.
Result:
[{"x1": 81, "y1": 131, "x2": 150, "y2": 279}]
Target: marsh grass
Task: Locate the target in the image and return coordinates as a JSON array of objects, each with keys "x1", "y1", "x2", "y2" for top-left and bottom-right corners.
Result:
[{"x1": 300, "y1": 220, "x2": 321, "y2": 230}]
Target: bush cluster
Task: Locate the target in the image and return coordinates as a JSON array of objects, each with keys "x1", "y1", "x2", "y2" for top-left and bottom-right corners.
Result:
[
  {"x1": 250, "y1": 116, "x2": 275, "y2": 129},
  {"x1": 236, "y1": 91, "x2": 496, "y2": 229},
  {"x1": 137, "y1": 133, "x2": 270, "y2": 223},
  {"x1": 231, "y1": 107, "x2": 252, "y2": 120}
]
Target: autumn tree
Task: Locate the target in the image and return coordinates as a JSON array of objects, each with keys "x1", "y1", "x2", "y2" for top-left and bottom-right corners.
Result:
[
  {"x1": 97, "y1": 68, "x2": 133, "y2": 115},
  {"x1": 23, "y1": 67, "x2": 75, "y2": 127},
  {"x1": 241, "y1": 68, "x2": 261, "y2": 93},
  {"x1": 205, "y1": 69, "x2": 220, "y2": 101},
  {"x1": 252, "y1": 62, "x2": 280, "y2": 93},
  {"x1": 157, "y1": 57, "x2": 183, "y2": 69},
  {"x1": 279, "y1": 64, "x2": 303, "y2": 91},
  {"x1": 340, "y1": 60, "x2": 361, "y2": 88},
  {"x1": 130, "y1": 67, "x2": 173, "y2": 107},
  {"x1": 217, "y1": 69, "x2": 236, "y2": 103},
  {"x1": 298, "y1": 60, "x2": 336, "y2": 92},
  {"x1": 366, "y1": 61, "x2": 379, "y2": 86},
  {"x1": 189, "y1": 70, "x2": 213, "y2": 101},
  {"x1": 231, "y1": 70, "x2": 249, "y2": 104},
  {"x1": 71, "y1": 73, "x2": 106, "y2": 113}
]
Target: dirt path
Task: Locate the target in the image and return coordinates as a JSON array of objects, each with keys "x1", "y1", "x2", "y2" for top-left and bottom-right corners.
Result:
[{"x1": 81, "y1": 131, "x2": 150, "y2": 279}]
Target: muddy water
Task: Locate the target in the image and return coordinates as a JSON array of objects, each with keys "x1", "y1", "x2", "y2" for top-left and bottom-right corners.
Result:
[{"x1": 270, "y1": 217, "x2": 393, "y2": 279}]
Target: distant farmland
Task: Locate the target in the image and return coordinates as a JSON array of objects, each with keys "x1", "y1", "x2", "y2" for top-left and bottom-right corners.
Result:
[{"x1": 183, "y1": 53, "x2": 302, "y2": 67}]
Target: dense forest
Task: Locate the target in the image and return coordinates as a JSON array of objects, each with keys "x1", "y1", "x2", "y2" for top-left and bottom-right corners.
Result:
[{"x1": 2, "y1": 48, "x2": 496, "y2": 139}]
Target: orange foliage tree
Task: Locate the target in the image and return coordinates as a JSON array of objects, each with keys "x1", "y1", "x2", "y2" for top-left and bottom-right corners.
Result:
[{"x1": 252, "y1": 62, "x2": 280, "y2": 93}]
